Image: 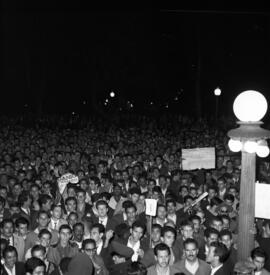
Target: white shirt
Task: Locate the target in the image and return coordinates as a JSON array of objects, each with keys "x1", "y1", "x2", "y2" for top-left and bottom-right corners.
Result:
[
  {"x1": 255, "y1": 271, "x2": 262, "y2": 275},
  {"x1": 99, "y1": 216, "x2": 108, "y2": 228},
  {"x1": 211, "y1": 264, "x2": 223, "y2": 275},
  {"x1": 4, "y1": 264, "x2": 15, "y2": 275},
  {"x1": 185, "y1": 259, "x2": 199, "y2": 275},
  {"x1": 127, "y1": 237, "x2": 140, "y2": 262},
  {"x1": 96, "y1": 240, "x2": 103, "y2": 255}
]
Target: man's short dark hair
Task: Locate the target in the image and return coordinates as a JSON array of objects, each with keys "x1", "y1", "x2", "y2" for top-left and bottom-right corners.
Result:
[
  {"x1": 38, "y1": 228, "x2": 52, "y2": 239},
  {"x1": 154, "y1": 243, "x2": 171, "y2": 256},
  {"x1": 219, "y1": 229, "x2": 232, "y2": 239},
  {"x1": 166, "y1": 199, "x2": 176, "y2": 207},
  {"x1": 96, "y1": 200, "x2": 108, "y2": 209},
  {"x1": 3, "y1": 246, "x2": 18, "y2": 258},
  {"x1": 123, "y1": 201, "x2": 137, "y2": 212},
  {"x1": 210, "y1": 241, "x2": 229, "y2": 263},
  {"x1": 59, "y1": 224, "x2": 72, "y2": 233},
  {"x1": 184, "y1": 238, "x2": 198, "y2": 249},
  {"x1": 152, "y1": 224, "x2": 162, "y2": 232},
  {"x1": 161, "y1": 226, "x2": 177, "y2": 238},
  {"x1": 25, "y1": 257, "x2": 46, "y2": 274},
  {"x1": 31, "y1": 244, "x2": 46, "y2": 256},
  {"x1": 251, "y1": 247, "x2": 268, "y2": 261},
  {"x1": 82, "y1": 238, "x2": 96, "y2": 250},
  {"x1": 15, "y1": 217, "x2": 29, "y2": 228},
  {"x1": 129, "y1": 187, "x2": 141, "y2": 196},
  {"x1": 132, "y1": 221, "x2": 146, "y2": 234},
  {"x1": 205, "y1": 227, "x2": 219, "y2": 238},
  {"x1": 91, "y1": 223, "x2": 105, "y2": 234}
]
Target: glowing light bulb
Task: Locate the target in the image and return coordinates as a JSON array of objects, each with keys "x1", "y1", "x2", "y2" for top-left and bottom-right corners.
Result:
[
  {"x1": 228, "y1": 139, "x2": 242, "y2": 152},
  {"x1": 243, "y1": 141, "x2": 258, "y2": 153}
]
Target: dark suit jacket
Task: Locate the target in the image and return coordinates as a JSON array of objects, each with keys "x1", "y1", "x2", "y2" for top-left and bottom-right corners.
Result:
[
  {"x1": 90, "y1": 216, "x2": 116, "y2": 231},
  {"x1": 1, "y1": 262, "x2": 25, "y2": 275},
  {"x1": 213, "y1": 264, "x2": 231, "y2": 275}
]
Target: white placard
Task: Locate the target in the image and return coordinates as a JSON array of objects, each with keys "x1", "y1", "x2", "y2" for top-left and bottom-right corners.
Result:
[
  {"x1": 57, "y1": 173, "x2": 79, "y2": 194},
  {"x1": 182, "y1": 147, "x2": 215, "y2": 170},
  {"x1": 255, "y1": 182, "x2": 270, "y2": 219},
  {"x1": 145, "y1": 199, "x2": 158, "y2": 216}
]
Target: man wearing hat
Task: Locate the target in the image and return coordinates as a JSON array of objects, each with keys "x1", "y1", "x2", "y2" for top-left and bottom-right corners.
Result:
[{"x1": 108, "y1": 240, "x2": 134, "y2": 275}]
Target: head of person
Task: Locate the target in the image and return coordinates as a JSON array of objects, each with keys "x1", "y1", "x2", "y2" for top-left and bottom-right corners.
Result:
[
  {"x1": 204, "y1": 227, "x2": 219, "y2": 247},
  {"x1": 130, "y1": 221, "x2": 145, "y2": 242},
  {"x1": 67, "y1": 212, "x2": 78, "y2": 227},
  {"x1": 76, "y1": 188, "x2": 86, "y2": 204},
  {"x1": 161, "y1": 226, "x2": 177, "y2": 248},
  {"x1": 65, "y1": 197, "x2": 77, "y2": 213},
  {"x1": 51, "y1": 204, "x2": 63, "y2": 220},
  {"x1": 207, "y1": 185, "x2": 218, "y2": 200},
  {"x1": 3, "y1": 246, "x2": 18, "y2": 268},
  {"x1": 38, "y1": 229, "x2": 52, "y2": 248},
  {"x1": 37, "y1": 210, "x2": 50, "y2": 228},
  {"x1": 206, "y1": 241, "x2": 229, "y2": 267},
  {"x1": 18, "y1": 191, "x2": 32, "y2": 208},
  {"x1": 15, "y1": 217, "x2": 29, "y2": 237},
  {"x1": 73, "y1": 222, "x2": 84, "y2": 242},
  {"x1": 129, "y1": 187, "x2": 141, "y2": 204},
  {"x1": 124, "y1": 201, "x2": 137, "y2": 223},
  {"x1": 31, "y1": 245, "x2": 46, "y2": 261},
  {"x1": 96, "y1": 200, "x2": 108, "y2": 218},
  {"x1": 210, "y1": 216, "x2": 223, "y2": 232},
  {"x1": 90, "y1": 223, "x2": 105, "y2": 243},
  {"x1": 156, "y1": 204, "x2": 167, "y2": 220},
  {"x1": 251, "y1": 247, "x2": 268, "y2": 272},
  {"x1": 166, "y1": 199, "x2": 176, "y2": 215},
  {"x1": 0, "y1": 218, "x2": 14, "y2": 238},
  {"x1": 39, "y1": 194, "x2": 53, "y2": 212},
  {"x1": 59, "y1": 257, "x2": 72, "y2": 275},
  {"x1": 0, "y1": 238, "x2": 9, "y2": 257},
  {"x1": 59, "y1": 224, "x2": 72, "y2": 246},
  {"x1": 154, "y1": 243, "x2": 171, "y2": 268},
  {"x1": 82, "y1": 238, "x2": 97, "y2": 260},
  {"x1": 189, "y1": 215, "x2": 202, "y2": 234},
  {"x1": 219, "y1": 229, "x2": 233, "y2": 250},
  {"x1": 25, "y1": 257, "x2": 46, "y2": 275},
  {"x1": 184, "y1": 238, "x2": 199, "y2": 263},
  {"x1": 151, "y1": 224, "x2": 162, "y2": 244},
  {"x1": 180, "y1": 220, "x2": 194, "y2": 240}
]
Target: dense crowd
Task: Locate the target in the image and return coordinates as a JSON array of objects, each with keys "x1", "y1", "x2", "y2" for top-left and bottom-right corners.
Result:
[{"x1": 0, "y1": 114, "x2": 270, "y2": 275}]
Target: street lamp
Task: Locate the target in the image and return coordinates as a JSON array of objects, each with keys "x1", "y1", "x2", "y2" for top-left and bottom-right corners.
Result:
[
  {"x1": 214, "y1": 87, "x2": 221, "y2": 125},
  {"x1": 227, "y1": 90, "x2": 270, "y2": 262}
]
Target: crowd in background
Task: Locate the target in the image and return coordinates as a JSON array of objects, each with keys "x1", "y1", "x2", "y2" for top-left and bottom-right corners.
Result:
[{"x1": 1, "y1": 114, "x2": 270, "y2": 275}]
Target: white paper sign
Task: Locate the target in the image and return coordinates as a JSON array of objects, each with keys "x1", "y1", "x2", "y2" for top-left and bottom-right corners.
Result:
[
  {"x1": 57, "y1": 173, "x2": 79, "y2": 194},
  {"x1": 182, "y1": 147, "x2": 215, "y2": 170},
  {"x1": 255, "y1": 182, "x2": 270, "y2": 219},
  {"x1": 145, "y1": 199, "x2": 158, "y2": 216}
]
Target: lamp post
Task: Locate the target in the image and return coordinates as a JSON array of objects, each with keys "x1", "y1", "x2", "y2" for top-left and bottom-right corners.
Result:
[
  {"x1": 227, "y1": 90, "x2": 270, "y2": 262},
  {"x1": 214, "y1": 87, "x2": 221, "y2": 125}
]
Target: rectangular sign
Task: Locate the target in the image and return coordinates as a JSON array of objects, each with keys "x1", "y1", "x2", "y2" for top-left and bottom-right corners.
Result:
[
  {"x1": 255, "y1": 182, "x2": 270, "y2": 219},
  {"x1": 145, "y1": 199, "x2": 158, "y2": 216},
  {"x1": 182, "y1": 147, "x2": 215, "y2": 170}
]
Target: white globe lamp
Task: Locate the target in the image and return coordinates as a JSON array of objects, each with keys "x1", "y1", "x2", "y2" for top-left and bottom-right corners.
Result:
[
  {"x1": 110, "y1": 91, "x2": 115, "y2": 98},
  {"x1": 214, "y1": 87, "x2": 221, "y2": 96},
  {"x1": 256, "y1": 140, "x2": 270, "y2": 158},
  {"x1": 233, "y1": 90, "x2": 268, "y2": 122},
  {"x1": 228, "y1": 139, "x2": 242, "y2": 152},
  {"x1": 243, "y1": 141, "x2": 258, "y2": 153}
]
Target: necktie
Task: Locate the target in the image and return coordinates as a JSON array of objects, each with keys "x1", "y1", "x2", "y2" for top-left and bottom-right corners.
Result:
[{"x1": 54, "y1": 221, "x2": 57, "y2": 230}]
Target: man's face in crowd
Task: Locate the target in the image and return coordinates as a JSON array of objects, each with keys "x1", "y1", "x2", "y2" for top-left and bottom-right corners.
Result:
[
  {"x1": 162, "y1": 231, "x2": 175, "y2": 248},
  {"x1": 253, "y1": 256, "x2": 265, "y2": 272},
  {"x1": 181, "y1": 225, "x2": 194, "y2": 240},
  {"x1": 157, "y1": 206, "x2": 166, "y2": 220},
  {"x1": 77, "y1": 192, "x2": 86, "y2": 204},
  {"x1": 74, "y1": 225, "x2": 84, "y2": 241},
  {"x1": 191, "y1": 218, "x2": 201, "y2": 233},
  {"x1": 208, "y1": 189, "x2": 216, "y2": 199},
  {"x1": 155, "y1": 249, "x2": 170, "y2": 268},
  {"x1": 167, "y1": 202, "x2": 176, "y2": 215},
  {"x1": 131, "y1": 226, "x2": 144, "y2": 242},
  {"x1": 4, "y1": 250, "x2": 17, "y2": 268},
  {"x1": 211, "y1": 220, "x2": 223, "y2": 232},
  {"x1": 84, "y1": 242, "x2": 96, "y2": 259},
  {"x1": 206, "y1": 246, "x2": 216, "y2": 265},
  {"x1": 66, "y1": 199, "x2": 76, "y2": 212},
  {"x1": 17, "y1": 223, "x2": 28, "y2": 237},
  {"x1": 184, "y1": 242, "x2": 198, "y2": 263},
  {"x1": 59, "y1": 228, "x2": 72, "y2": 244},
  {"x1": 131, "y1": 193, "x2": 139, "y2": 204},
  {"x1": 220, "y1": 234, "x2": 233, "y2": 250},
  {"x1": 151, "y1": 228, "x2": 161, "y2": 243},
  {"x1": 68, "y1": 214, "x2": 78, "y2": 227},
  {"x1": 90, "y1": 227, "x2": 103, "y2": 243},
  {"x1": 126, "y1": 207, "x2": 136, "y2": 223},
  {"x1": 39, "y1": 233, "x2": 51, "y2": 248},
  {"x1": 97, "y1": 204, "x2": 108, "y2": 218},
  {"x1": 38, "y1": 213, "x2": 49, "y2": 228},
  {"x1": 32, "y1": 250, "x2": 46, "y2": 261},
  {"x1": 206, "y1": 233, "x2": 218, "y2": 247},
  {"x1": 2, "y1": 222, "x2": 14, "y2": 237}
]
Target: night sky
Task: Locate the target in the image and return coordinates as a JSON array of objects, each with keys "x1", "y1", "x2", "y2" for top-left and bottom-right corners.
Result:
[{"x1": 2, "y1": 7, "x2": 270, "y2": 119}]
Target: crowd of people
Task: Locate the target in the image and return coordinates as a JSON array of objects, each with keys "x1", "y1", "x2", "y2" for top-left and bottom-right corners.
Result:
[{"x1": 0, "y1": 114, "x2": 270, "y2": 275}]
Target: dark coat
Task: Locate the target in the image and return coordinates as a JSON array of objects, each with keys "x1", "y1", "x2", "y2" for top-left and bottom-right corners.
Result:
[{"x1": 0, "y1": 262, "x2": 25, "y2": 275}]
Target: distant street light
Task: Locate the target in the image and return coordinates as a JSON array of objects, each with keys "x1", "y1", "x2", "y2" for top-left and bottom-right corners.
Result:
[
  {"x1": 214, "y1": 87, "x2": 222, "y2": 124},
  {"x1": 227, "y1": 90, "x2": 270, "y2": 262},
  {"x1": 110, "y1": 91, "x2": 115, "y2": 98}
]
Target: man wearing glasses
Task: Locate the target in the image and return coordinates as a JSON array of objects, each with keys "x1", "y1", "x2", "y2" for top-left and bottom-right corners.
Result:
[{"x1": 82, "y1": 238, "x2": 108, "y2": 275}]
